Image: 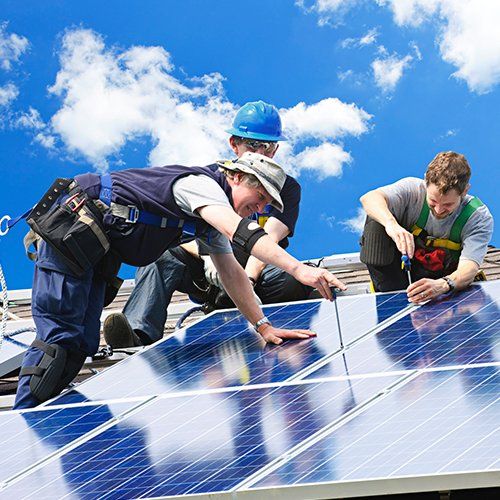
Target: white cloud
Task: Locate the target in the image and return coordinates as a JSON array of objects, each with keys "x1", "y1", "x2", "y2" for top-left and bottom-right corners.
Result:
[
  {"x1": 340, "y1": 207, "x2": 366, "y2": 234},
  {"x1": 14, "y1": 107, "x2": 57, "y2": 149},
  {"x1": 37, "y1": 29, "x2": 372, "y2": 177},
  {"x1": 376, "y1": 0, "x2": 441, "y2": 27},
  {"x1": 302, "y1": 0, "x2": 500, "y2": 94},
  {"x1": 0, "y1": 22, "x2": 29, "y2": 71},
  {"x1": 341, "y1": 27, "x2": 379, "y2": 48},
  {"x1": 46, "y1": 29, "x2": 235, "y2": 171},
  {"x1": 371, "y1": 52, "x2": 413, "y2": 92},
  {"x1": 296, "y1": 0, "x2": 360, "y2": 26},
  {"x1": 380, "y1": 0, "x2": 500, "y2": 93},
  {"x1": 276, "y1": 98, "x2": 371, "y2": 178},
  {"x1": 286, "y1": 142, "x2": 352, "y2": 179},
  {"x1": 320, "y1": 213, "x2": 336, "y2": 228},
  {"x1": 281, "y1": 98, "x2": 371, "y2": 140},
  {"x1": 0, "y1": 82, "x2": 18, "y2": 106}
]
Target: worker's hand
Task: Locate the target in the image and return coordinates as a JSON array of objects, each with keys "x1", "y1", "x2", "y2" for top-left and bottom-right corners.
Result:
[
  {"x1": 258, "y1": 324, "x2": 317, "y2": 345},
  {"x1": 294, "y1": 264, "x2": 347, "y2": 301},
  {"x1": 407, "y1": 278, "x2": 449, "y2": 304},
  {"x1": 201, "y1": 255, "x2": 223, "y2": 288},
  {"x1": 385, "y1": 220, "x2": 415, "y2": 258}
]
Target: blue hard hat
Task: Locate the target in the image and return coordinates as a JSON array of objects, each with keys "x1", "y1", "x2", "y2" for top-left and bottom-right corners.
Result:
[{"x1": 226, "y1": 100, "x2": 287, "y2": 141}]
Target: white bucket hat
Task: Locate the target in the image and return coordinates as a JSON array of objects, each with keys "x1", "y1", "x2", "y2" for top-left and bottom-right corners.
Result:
[{"x1": 217, "y1": 152, "x2": 286, "y2": 212}]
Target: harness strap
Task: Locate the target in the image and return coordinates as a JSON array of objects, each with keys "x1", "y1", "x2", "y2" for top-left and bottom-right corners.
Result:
[
  {"x1": 99, "y1": 174, "x2": 197, "y2": 235},
  {"x1": 448, "y1": 197, "x2": 483, "y2": 243},
  {"x1": 411, "y1": 196, "x2": 483, "y2": 250},
  {"x1": 19, "y1": 339, "x2": 57, "y2": 377}
]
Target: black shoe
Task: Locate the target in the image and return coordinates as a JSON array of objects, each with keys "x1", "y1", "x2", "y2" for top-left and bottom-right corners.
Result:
[{"x1": 103, "y1": 313, "x2": 142, "y2": 348}]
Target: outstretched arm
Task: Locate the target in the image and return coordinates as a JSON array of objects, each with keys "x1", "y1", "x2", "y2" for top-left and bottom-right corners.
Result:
[{"x1": 198, "y1": 205, "x2": 346, "y2": 301}]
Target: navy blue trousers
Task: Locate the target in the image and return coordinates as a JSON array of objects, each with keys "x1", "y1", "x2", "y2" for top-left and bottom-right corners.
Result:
[{"x1": 14, "y1": 241, "x2": 106, "y2": 409}]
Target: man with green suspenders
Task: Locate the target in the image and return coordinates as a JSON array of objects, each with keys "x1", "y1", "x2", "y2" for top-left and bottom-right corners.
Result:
[{"x1": 359, "y1": 151, "x2": 494, "y2": 304}]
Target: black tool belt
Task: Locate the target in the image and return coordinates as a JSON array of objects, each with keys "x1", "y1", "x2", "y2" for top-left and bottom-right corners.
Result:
[{"x1": 26, "y1": 178, "x2": 111, "y2": 276}]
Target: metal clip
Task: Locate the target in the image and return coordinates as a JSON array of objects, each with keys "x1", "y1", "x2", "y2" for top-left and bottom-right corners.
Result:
[
  {"x1": 0, "y1": 215, "x2": 11, "y2": 236},
  {"x1": 65, "y1": 193, "x2": 85, "y2": 213},
  {"x1": 126, "y1": 206, "x2": 140, "y2": 223}
]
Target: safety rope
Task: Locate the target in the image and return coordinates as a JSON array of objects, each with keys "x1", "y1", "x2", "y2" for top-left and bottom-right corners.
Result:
[
  {"x1": 175, "y1": 305, "x2": 205, "y2": 330},
  {"x1": 0, "y1": 263, "x2": 8, "y2": 350}
]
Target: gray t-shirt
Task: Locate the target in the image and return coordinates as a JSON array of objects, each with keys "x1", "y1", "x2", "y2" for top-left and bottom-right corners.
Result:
[
  {"x1": 379, "y1": 177, "x2": 494, "y2": 265},
  {"x1": 172, "y1": 174, "x2": 233, "y2": 254}
]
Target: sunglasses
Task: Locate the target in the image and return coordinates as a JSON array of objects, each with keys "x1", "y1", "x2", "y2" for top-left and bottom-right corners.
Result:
[{"x1": 240, "y1": 138, "x2": 278, "y2": 154}]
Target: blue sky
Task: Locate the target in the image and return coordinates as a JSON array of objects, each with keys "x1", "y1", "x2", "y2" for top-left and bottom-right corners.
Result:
[{"x1": 1, "y1": 0, "x2": 499, "y2": 289}]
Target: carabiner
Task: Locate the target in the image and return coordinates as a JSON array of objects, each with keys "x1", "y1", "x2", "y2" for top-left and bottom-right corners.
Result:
[{"x1": 0, "y1": 215, "x2": 11, "y2": 236}]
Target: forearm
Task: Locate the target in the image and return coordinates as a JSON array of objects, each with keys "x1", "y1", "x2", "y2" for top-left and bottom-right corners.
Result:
[
  {"x1": 245, "y1": 255, "x2": 267, "y2": 283},
  {"x1": 250, "y1": 235, "x2": 301, "y2": 278},
  {"x1": 447, "y1": 260, "x2": 479, "y2": 291},
  {"x1": 214, "y1": 256, "x2": 264, "y2": 325},
  {"x1": 360, "y1": 190, "x2": 398, "y2": 228}
]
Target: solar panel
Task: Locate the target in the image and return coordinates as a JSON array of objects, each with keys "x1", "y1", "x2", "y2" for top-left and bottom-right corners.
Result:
[
  {"x1": 47, "y1": 292, "x2": 410, "y2": 405},
  {"x1": 3, "y1": 375, "x2": 400, "y2": 498},
  {"x1": 0, "y1": 400, "x2": 144, "y2": 491},
  {"x1": 247, "y1": 366, "x2": 500, "y2": 498},
  {"x1": 2, "y1": 282, "x2": 498, "y2": 499},
  {"x1": 0, "y1": 328, "x2": 36, "y2": 377},
  {"x1": 305, "y1": 281, "x2": 500, "y2": 379}
]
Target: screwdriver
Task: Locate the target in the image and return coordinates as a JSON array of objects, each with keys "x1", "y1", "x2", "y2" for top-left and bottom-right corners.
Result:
[
  {"x1": 331, "y1": 287, "x2": 344, "y2": 349},
  {"x1": 401, "y1": 254, "x2": 412, "y2": 286}
]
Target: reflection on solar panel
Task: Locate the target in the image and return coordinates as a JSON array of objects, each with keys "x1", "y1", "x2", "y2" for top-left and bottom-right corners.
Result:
[
  {"x1": 0, "y1": 328, "x2": 36, "y2": 377},
  {"x1": 2, "y1": 282, "x2": 499, "y2": 499},
  {"x1": 0, "y1": 400, "x2": 145, "y2": 491},
  {"x1": 49, "y1": 292, "x2": 410, "y2": 405}
]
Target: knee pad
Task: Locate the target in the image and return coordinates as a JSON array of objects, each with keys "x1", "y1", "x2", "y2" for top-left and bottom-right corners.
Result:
[
  {"x1": 20, "y1": 339, "x2": 67, "y2": 403},
  {"x1": 55, "y1": 350, "x2": 87, "y2": 395}
]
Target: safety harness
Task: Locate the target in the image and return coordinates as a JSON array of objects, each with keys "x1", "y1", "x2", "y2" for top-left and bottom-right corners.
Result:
[
  {"x1": 410, "y1": 196, "x2": 483, "y2": 273},
  {"x1": 98, "y1": 174, "x2": 197, "y2": 237}
]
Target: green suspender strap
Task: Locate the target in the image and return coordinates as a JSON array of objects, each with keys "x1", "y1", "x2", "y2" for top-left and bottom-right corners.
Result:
[
  {"x1": 411, "y1": 196, "x2": 483, "y2": 259},
  {"x1": 411, "y1": 200, "x2": 430, "y2": 236},
  {"x1": 448, "y1": 197, "x2": 484, "y2": 243}
]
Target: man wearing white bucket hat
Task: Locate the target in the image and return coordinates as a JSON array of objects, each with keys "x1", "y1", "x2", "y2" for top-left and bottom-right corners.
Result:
[
  {"x1": 104, "y1": 102, "x2": 331, "y2": 350},
  {"x1": 14, "y1": 147, "x2": 346, "y2": 409}
]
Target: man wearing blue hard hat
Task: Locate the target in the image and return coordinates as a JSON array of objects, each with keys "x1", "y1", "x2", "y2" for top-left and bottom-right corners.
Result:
[{"x1": 103, "y1": 101, "x2": 313, "y2": 349}]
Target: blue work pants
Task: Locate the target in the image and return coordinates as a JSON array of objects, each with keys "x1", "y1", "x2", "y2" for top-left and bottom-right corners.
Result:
[{"x1": 14, "y1": 241, "x2": 106, "y2": 409}]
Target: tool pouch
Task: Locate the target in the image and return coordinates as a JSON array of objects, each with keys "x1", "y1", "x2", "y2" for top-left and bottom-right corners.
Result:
[
  {"x1": 26, "y1": 178, "x2": 111, "y2": 276},
  {"x1": 359, "y1": 216, "x2": 397, "y2": 267}
]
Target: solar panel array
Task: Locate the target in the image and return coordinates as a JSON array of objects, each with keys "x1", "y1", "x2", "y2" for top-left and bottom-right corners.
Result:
[{"x1": 1, "y1": 282, "x2": 499, "y2": 499}]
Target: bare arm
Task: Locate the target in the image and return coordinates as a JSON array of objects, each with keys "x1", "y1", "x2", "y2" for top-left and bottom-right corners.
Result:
[
  {"x1": 210, "y1": 253, "x2": 315, "y2": 344},
  {"x1": 198, "y1": 205, "x2": 346, "y2": 300},
  {"x1": 360, "y1": 189, "x2": 415, "y2": 258},
  {"x1": 245, "y1": 217, "x2": 289, "y2": 282},
  {"x1": 407, "y1": 259, "x2": 479, "y2": 304}
]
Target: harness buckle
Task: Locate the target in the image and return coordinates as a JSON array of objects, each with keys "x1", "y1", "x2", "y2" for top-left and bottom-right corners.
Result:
[
  {"x1": 126, "y1": 206, "x2": 140, "y2": 223},
  {"x1": 65, "y1": 193, "x2": 85, "y2": 213}
]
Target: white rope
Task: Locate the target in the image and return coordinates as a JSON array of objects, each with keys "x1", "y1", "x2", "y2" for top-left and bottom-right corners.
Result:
[{"x1": 0, "y1": 263, "x2": 8, "y2": 350}]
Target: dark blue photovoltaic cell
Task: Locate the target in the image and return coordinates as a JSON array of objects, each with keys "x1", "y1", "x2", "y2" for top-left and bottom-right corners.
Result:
[
  {"x1": 253, "y1": 366, "x2": 500, "y2": 491},
  {"x1": 0, "y1": 401, "x2": 138, "y2": 487},
  {"x1": 307, "y1": 282, "x2": 500, "y2": 380},
  {"x1": 5, "y1": 376, "x2": 399, "y2": 499},
  {"x1": 50, "y1": 293, "x2": 409, "y2": 405}
]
